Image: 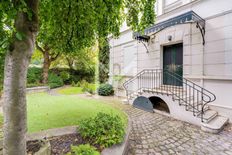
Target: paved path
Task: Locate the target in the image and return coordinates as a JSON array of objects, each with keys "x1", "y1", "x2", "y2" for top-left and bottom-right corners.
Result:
[{"x1": 123, "y1": 107, "x2": 232, "y2": 155}]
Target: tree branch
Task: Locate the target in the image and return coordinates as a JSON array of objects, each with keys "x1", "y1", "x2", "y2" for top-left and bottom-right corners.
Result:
[
  {"x1": 35, "y1": 42, "x2": 45, "y2": 54},
  {"x1": 50, "y1": 53, "x2": 60, "y2": 62}
]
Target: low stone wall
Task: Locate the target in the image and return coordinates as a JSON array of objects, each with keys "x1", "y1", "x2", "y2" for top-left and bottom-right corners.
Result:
[
  {"x1": 0, "y1": 126, "x2": 77, "y2": 155},
  {"x1": 0, "y1": 139, "x2": 51, "y2": 155},
  {"x1": 26, "y1": 86, "x2": 50, "y2": 93}
]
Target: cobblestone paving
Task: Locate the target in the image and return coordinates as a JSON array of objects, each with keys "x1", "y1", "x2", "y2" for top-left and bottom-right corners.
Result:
[{"x1": 124, "y1": 107, "x2": 232, "y2": 155}]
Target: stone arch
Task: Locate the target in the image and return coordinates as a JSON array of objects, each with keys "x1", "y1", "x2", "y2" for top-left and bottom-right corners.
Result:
[{"x1": 149, "y1": 96, "x2": 170, "y2": 113}]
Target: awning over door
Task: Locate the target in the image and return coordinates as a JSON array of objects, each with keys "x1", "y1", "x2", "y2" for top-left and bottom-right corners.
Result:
[{"x1": 135, "y1": 11, "x2": 206, "y2": 45}]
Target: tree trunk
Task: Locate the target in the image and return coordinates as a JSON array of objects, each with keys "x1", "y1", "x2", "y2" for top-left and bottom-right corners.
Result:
[
  {"x1": 3, "y1": 1, "x2": 39, "y2": 154},
  {"x1": 42, "y1": 50, "x2": 51, "y2": 84}
]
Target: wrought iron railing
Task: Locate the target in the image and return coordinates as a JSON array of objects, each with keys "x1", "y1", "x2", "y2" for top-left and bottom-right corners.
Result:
[{"x1": 123, "y1": 69, "x2": 216, "y2": 122}]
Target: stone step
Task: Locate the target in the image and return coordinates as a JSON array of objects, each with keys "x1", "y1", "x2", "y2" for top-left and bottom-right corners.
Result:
[
  {"x1": 198, "y1": 109, "x2": 218, "y2": 123},
  {"x1": 185, "y1": 103, "x2": 209, "y2": 113},
  {"x1": 201, "y1": 115, "x2": 229, "y2": 134},
  {"x1": 122, "y1": 99, "x2": 129, "y2": 104}
]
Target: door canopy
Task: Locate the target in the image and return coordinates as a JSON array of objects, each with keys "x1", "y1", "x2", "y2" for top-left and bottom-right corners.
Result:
[{"x1": 134, "y1": 11, "x2": 206, "y2": 45}]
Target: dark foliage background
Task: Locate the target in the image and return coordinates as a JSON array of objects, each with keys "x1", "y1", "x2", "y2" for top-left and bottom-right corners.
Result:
[{"x1": 27, "y1": 67, "x2": 95, "y2": 88}]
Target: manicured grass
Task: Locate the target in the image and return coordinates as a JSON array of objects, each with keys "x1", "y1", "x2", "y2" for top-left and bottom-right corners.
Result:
[
  {"x1": 57, "y1": 84, "x2": 97, "y2": 95},
  {"x1": 27, "y1": 93, "x2": 126, "y2": 133},
  {"x1": 58, "y1": 87, "x2": 83, "y2": 95}
]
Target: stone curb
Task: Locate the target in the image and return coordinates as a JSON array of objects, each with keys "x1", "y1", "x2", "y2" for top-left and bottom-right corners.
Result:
[
  {"x1": 27, "y1": 126, "x2": 77, "y2": 141},
  {"x1": 101, "y1": 114, "x2": 131, "y2": 155},
  {"x1": 26, "y1": 86, "x2": 50, "y2": 93}
]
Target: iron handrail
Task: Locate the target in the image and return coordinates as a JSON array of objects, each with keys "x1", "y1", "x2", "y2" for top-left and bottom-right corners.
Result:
[
  {"x1": 164, "y1": 69, "x2": 216, "y2": 102},
  {"x1": 123, "y1": 69, "x2": 216, "y2": 122}
]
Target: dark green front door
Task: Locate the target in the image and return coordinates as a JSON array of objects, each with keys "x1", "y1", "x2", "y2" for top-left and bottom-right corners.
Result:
[{"x1": 163, "y1": 43, "x2": 183, "y2": 86}]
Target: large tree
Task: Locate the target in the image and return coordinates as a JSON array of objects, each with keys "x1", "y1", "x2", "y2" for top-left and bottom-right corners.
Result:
[
  {"x1": 35, "y1": 42, "x2": 59, "y2": 84},
  {"x1": 0, "y1": 0, "x2": 156, "y2": 154}
]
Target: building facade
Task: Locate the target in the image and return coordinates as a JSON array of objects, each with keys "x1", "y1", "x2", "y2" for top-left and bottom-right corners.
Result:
[{"x1": 109, "y1": 0, "x2": 232, "y2": 131}]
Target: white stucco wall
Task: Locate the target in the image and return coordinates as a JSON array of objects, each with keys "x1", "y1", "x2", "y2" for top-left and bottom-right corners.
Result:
[{"x1": 109, "y1": 0, "x2": 232, "y2": 121}]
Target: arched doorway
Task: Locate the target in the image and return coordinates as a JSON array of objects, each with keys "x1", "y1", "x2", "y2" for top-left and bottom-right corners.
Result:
[{"x1": 149, "y1": 96, "x2": 170, "y2": 113}]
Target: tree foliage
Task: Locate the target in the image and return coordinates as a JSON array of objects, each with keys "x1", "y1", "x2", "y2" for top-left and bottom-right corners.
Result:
[
  {"x1": 0, "y1": 0, "x2": 156, "y2": 153},
  {"x1": 1, "y1": 0, "x2": 156, "y2": 54},
  {"x1": 0, "y1": 1, "x2": 37, "y2": 51},
  {"x1": 98, "y1": 37, "x2": 110, "y2": 84}
]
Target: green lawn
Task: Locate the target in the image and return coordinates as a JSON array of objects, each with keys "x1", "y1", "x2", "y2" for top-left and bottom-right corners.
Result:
[
  {"x1": 27, "y1": 93, "x2": 126, "y2": 133},
  {"x1": 58, "y1": 87, "x2": 83, "y2": 95},
  {"x1": 58, "y1": 84, "x2": 97, "y2": 95}
]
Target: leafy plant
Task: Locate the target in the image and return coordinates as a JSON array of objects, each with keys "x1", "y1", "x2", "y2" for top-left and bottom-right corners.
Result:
[
  {"x1": 75, "y1": 81, "x2": 81, "y2": 87},
  {"x1": 71, "y1": 81, "x2": 76, "y2": 87},
  {"x1": 97, "y1": 84, "x2": 114, "y2": 96},
  {"x1": 79, "y1": 112, "x2": 125, "y2": 148},
  {"x1": 60, "y1": 71, "x2": 70, "y2": 83},
  {"x1": 48, "y1": 73, "x2": 64, "y2": 89},
  {"x1": 80, "y1": 80, "x2": 88, "y2": 91},
  {"x1": 66, "y1": 144, "x2": 100, "y2": 155},
  {"x1": 81, "y1": 81, "x2": 95, "y2": 95}
]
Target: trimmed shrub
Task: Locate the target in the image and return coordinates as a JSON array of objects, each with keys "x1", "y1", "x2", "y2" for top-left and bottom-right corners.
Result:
[
  {"x1": 48, "y1": 73, "x2": 64, "y2": 89},
  {"x1": 97, "y1": 84, "x2": 114, "y2": 96},
  {"x1": 66, "y1": 144, "x2": 100, "y2": 155},
  {"x1": 79, "y1": 112, "x2": 125, "y2": 148}
]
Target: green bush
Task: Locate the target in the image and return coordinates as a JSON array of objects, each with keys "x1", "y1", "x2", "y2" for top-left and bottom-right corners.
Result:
[
  {"x1": 79, "y1": 112, "x2": 125, "y2": 148},
  {"x1": 66, "y1": 144, "x2": 100, "y2": 155},
  {"x1": 97, "y1": 84, "x2": 114, "y2": 96},
  {"x1": 48, "y1": 73, "x2": 64, "y2": 89},
  {"x1": 60, "y1": 71, "x2": 70, "y2": 83},
  {"x1": 27, "y1": 67, "x2": 42, "y2": 84}
]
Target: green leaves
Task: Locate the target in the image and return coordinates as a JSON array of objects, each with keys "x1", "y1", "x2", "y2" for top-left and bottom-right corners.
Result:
[
  {"x1": 79, "y1": 112, "x2": 125, "y2": 148},
  {"x1": 97, "y1": 83, "x2": 114, "y2": 96},
  {"x1": 125, "y1": 0, "x2": 156, "y2": 32},
  {"x1": 1, "y1": 0, "x2": 156, "y2": 58},
  {"x1": 67, "y1": 144, "x2": 100, "y2": 155}
]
